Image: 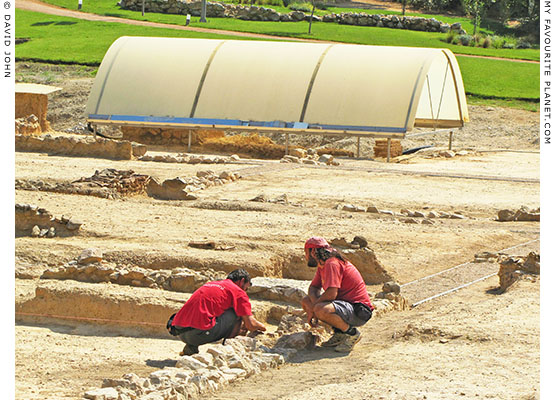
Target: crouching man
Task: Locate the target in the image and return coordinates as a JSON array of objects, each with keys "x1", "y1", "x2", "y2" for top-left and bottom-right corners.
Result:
[
  {"x1": 169, "y1": 268, "x2": 266, "y2": 355},
  {"x1": 301, "y1": 237, "x2": 374, "y2": 353}
]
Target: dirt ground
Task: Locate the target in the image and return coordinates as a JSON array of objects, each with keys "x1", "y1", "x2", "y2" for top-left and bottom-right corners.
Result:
[{"x1": 14, "y1": 61, "x2": 541, "y2": 400}]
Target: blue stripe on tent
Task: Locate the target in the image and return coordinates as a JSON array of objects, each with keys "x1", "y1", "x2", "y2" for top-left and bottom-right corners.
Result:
[{"x1": 88, "y1": 114, "x2": 406, "y2": 134}]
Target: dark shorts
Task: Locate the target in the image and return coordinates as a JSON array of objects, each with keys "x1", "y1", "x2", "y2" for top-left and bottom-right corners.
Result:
[
  {"x1": 332, "y1": 300, "x2": 370, "y2": 327},
  {"x1": 176, "y1": 309, "x2": 240, "y2": 346}
]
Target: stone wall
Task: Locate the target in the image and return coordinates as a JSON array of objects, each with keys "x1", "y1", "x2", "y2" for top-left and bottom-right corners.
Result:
[
  {"x1": 15, "y1": 203, "x2": 83, "y2": 237},
  {"x1": 118, "y1": 0, "x2": 456, "y2": 33},
  {"x1": 15, "y1": 134, "x2": 146, "y2": 160},
  {"x1": 497, "y1": 252, "x2": 539, "y2": 292}
]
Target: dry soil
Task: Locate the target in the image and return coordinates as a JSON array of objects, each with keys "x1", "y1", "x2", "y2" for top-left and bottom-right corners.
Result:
[{"x1": 14, "y1": 60, "x2": 541, "y2": 400}]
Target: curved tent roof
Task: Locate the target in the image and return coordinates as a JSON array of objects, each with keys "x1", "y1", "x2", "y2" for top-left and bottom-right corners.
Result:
[{"x1": 86, "y1": 37, "x2": 468, "y2": 135}]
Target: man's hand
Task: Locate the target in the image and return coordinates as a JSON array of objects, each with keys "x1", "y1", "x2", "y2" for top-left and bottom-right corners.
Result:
[
  {"x1": 309, "y1": 317, "x2": 319, "y2": 327},
  {"x1": 242, "y1": 315, "x2": 267, "y2": 332}
]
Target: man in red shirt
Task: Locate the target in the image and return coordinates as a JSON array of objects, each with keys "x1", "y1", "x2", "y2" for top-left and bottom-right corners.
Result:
[
  {"x1": 170, "y1": 269, "x2": 266, "y2": 355},
  {"x1": 301, "y1": 236, "x2": 374, "y2": 353}
]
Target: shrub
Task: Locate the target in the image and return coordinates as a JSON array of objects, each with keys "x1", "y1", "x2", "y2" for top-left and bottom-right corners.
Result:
[
  {"x1": 288, "y1": 2, "x2": 313, "y2": 12},
  {"x1": 408, "y1": 0, "x2": 460, "y2": 13},
  {"x1": 516, "y1": 39, "x2": 532, "y2": 49},
  {"x1": 482, "y1": 35, "x2": 491, "y2": 48},
  {"x1": 458, "y1": 34, "x2": 472, "y2": 46},
  {"x1": 445, "y1": 30, "x2": 456, "y2": 44}
]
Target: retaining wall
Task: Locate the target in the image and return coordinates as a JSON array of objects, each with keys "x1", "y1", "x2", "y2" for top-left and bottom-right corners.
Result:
[{"x1": 119, "y1": 0, "x2": 456, "y2": 33}]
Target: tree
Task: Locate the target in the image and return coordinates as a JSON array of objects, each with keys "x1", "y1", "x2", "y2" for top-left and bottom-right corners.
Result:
[{"x1": 462, "y1": 0, "x2": 487, "y2": 35}]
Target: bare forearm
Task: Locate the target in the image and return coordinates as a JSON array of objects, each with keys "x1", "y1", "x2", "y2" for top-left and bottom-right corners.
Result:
[
  {"x1": 308, "y1": 286, "x2": 322, "y2": 304},
  {"x1": 314, "y1": 287, "x2": 338, "y2": 304},
  {"x1": 242, "y1": 315, "x2": 266, "y2": 331}
]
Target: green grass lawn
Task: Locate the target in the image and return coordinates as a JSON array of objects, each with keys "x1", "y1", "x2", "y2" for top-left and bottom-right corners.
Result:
[
  {"x1": 39, "y1": 0, "x2": 539, "y2": 61},
  {"x1": 15, "y1": 8, "x2": 539, "y2": 109},
  {"x1": 14, "y1": 9, "x2": 260, "y2": 64}
]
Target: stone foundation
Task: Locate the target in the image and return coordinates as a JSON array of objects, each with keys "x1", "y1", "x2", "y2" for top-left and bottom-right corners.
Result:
[
  {"x1": 15, "y1": 134, "x2": 146, "y2": 160},
  {"x1": 15, "y1": 203, "x2": 83, "y2": 237}
]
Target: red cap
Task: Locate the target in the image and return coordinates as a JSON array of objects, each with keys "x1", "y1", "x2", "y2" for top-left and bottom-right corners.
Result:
[{"x1": 304, "y1": 236, "x2": 330, "y2": 250}]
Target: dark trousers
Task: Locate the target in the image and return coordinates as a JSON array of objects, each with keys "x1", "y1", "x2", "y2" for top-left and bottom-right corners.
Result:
[{"x1": 177, "y1": 309, "x2": 240, "y2": 347}]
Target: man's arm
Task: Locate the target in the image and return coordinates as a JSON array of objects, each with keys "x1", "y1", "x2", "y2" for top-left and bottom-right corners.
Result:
[
  {"x1": 314, "y1": 287, "x2": 338, "y2": 304},
  {"x1": 308, "y1": 285, "x2": 322, "y2": 304},
  {"x1": 241, "y1": 314, "x2": 267, "y2": 332}
]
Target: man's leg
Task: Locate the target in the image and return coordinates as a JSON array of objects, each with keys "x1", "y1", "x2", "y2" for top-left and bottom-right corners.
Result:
[
  {"x1": 178, "y1": 309, "x2": 240, "y2": 355},
  {"x1": 313, "y1": 302, "x2": 349, "y2": 331},
  {"x1": 313, "y1": 301, "x2": 364, "y2": 352}
]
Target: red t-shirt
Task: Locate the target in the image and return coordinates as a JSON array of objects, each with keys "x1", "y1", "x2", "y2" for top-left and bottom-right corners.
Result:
[
  {"x1": 310, "y1": 257, "x2": 373, "y2": 309},
  {"x1": 172, "y1": 279, "x2": 252, "y2": 330}
]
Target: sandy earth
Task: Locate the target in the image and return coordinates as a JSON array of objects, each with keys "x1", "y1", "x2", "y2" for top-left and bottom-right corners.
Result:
[{"x1": 13, "y1": 55, "x2": 542, "y2": 400}]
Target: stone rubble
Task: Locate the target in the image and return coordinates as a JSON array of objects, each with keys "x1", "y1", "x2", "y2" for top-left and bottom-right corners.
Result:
[
  {"x1": 15, "y1": 203, "x2": 83, "y2": 237},
  {"x1": 280, "y1": 153, "x2": 340, "y2": 166},
  {"x1": 146, "y1": 170, "x2": 242, "y2": 201},
  {"x1": 249, "y1": 193, "x2": 303, "y2": 207},
  {"x1": 15, "y1": 114, "x2": 42, "y2": 135},
  {"x1": 497, "y1": 206, "x2": 540, "y2": 222},
  {"x1": 16, "y1": 169, "x2": 151, "y2": 199},
  {"x1": 16, "y1": 168, "x2": 242, "y2": 201},
  {"x1": 139, "y1": 153, "x2": 238, "y2": 164},
  {"x1": 338, "y1": 203, "x2": 468, "y2": 224},
  {"x1": 119, "y1": 0, "x2": 456, "y2": 33},
  {"x1": 373, "y1": 281, "x2": 409, "y2": 313},
  {"x1": 497, "y1": 252, "x2": 540, "y2": 292}
]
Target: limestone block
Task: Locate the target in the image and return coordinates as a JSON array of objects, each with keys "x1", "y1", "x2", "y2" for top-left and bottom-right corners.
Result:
[
  {"x1": 176, "y1": 356, "x2": 208, "y2": 370},
  {"x1": 274, "y1": 331, "x2": 316, "y2": 350},
  {"x1": 84, "y1": 387, "x2": 119, "y2": 400},
  {"x1": 78, "y1": 248, "x2": 103, "y2": 265}
]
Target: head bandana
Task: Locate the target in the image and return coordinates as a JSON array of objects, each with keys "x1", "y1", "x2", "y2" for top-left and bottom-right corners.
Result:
[{"x1": 304, "y1": 236, "x2": 331, "y2": 250}]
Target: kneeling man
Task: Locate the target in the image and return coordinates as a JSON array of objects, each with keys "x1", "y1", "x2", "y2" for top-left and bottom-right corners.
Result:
[
  {"x1": 302, "y1": 237, "x2": 374, "y2": 353},
  {"x1": 170, "y1": 268, "x2": 266, "y2": 355}
]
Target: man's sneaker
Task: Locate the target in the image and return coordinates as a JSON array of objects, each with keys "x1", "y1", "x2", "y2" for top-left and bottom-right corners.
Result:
[
  {"x1": 334, "y1": 329, "x2": 361, "y2": 353},
  {"x1": 320, "y1": 331, "x2": 347, "y2": 347},
  {"x1": 179, "y1": 344, "x2": 199, "y2": 356}
]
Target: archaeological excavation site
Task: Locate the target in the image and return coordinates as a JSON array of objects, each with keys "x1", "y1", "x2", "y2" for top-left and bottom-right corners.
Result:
[{"x1": 14, "y1": 39, "x2": 540, "y2": 400}]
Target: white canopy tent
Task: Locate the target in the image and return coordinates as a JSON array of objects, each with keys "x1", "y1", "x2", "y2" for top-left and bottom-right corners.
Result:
[{"x1": 86, "y1": 37, "x2": 469, "y2": 158}]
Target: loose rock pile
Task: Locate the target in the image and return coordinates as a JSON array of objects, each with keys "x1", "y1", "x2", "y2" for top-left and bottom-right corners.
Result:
[
  {"x1": 373, "y1": 281, "x2": 409, "y2": 313},
  {"x1": 497, "y1": 206, "x2": 540, "y2": 222},
  {"x1": 16, "y1": 169, "x2": 151, "y2": 199},
  {"x1": 16, "y1": 168, "x2": 241, "y2": 201},
  {"x1": 497, "y1": 252, "x2": 540, "y2": 292},
  {"x1": 119, "y1": 0, "x2": 455, "y2": 33},
  {"x1": 338, "y1": 203, "x2": 466, "y2": 225},
  {"x1": 15, "y1": 134, "x2": 146, "y2": 160},
  {"x1": 249, "y1": 193, "x2": 303, "y2": 207},
  {"x1": 15, "y1": 203, "x2": 83, "y2": 237},
  {"x1": 139, "y1": 153, "x2": 240, "y2": 164},
  {"x1": 280, "y1": 153, "x2": 340, "y2": 166},
  {"x1": 15, "y1": 114, "x2": 42, "y2": 135},
  {"x1": 147, "y1": 169, "x2": 242, "y2": 200}
]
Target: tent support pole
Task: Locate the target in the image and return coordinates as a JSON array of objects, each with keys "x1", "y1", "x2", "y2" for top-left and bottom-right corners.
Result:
[
  {"x1": 357, "y1": 137, "x2": 360, "y2": 158},
  {"x1": 448, "y1": 130, "x2": 453, "y2": 150},
  {"x1": 188, "y1": 131, "x2": 192, "y2": 152},
  {"x1": 386, "y1": 138, "x2": 391, "y2": 163}
]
